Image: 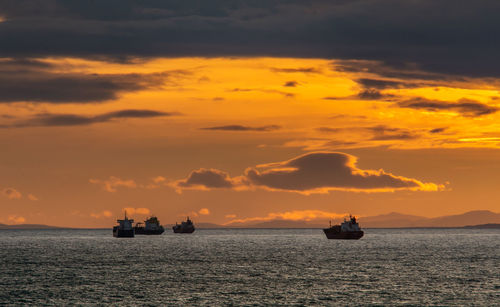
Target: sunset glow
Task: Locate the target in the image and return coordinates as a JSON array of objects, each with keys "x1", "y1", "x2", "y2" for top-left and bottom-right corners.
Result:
[{"x1": 1, "y1": 2, "x2": 499, "y2": 228}]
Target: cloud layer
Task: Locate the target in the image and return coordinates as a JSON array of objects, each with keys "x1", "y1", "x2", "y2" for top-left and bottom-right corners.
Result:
[
  {"x1": 174, "y1": 152, "x2": 442, "y2": 194},
  {"x1": 2, "y1": 1, "x2": 500, "y2": 77},
  {"x1": 0, "y1": 58, "x2": 188, "y2": 103}
]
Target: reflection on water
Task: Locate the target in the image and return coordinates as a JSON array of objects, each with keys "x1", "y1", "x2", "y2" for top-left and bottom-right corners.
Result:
[{"x1": 0, "y1": 229, "x2": 498, "y2": 305}]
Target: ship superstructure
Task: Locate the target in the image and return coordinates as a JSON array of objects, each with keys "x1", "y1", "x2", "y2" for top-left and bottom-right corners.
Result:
[
  {"x1": 172, "y1": 217, "x2": 195, "y2": 233},
  {"x1": 134, "y1": 216, "x2": 165, "y2": 235},
  {"x1": 323, "y1": 215, "x2": 364, "y2": 240},
  {"x1": 113, "y1": 212, "x2": 135, "y2": 238}
]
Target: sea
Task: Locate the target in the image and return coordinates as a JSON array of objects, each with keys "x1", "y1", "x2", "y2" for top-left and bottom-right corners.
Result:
[{"x1": 0, "y1": 228, "x2": 498, "y2": 306}]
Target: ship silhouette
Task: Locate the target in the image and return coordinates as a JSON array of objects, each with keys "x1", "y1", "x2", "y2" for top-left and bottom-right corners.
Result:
[
  {"x1": 323, "y1": 215, "x2": 364, "y2": 239},
  {"x1": 172, "y1": 217, "x2": 195, "y2": 233},
  {"x1": 134, "y1": 216, "x2": 164, "y2": 235},
  {"x1": 113, "y1": 211, "x2": 134, "y2": 238}
]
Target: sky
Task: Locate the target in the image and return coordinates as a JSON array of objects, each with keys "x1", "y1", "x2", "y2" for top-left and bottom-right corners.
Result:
[{"x1": 1, "y1": 0, "x2": 500, "y2": 227}]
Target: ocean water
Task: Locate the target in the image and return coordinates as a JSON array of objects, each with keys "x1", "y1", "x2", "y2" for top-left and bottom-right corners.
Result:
[{"x1": 0, "y1": 229, "x2": 498, "y2": 306}]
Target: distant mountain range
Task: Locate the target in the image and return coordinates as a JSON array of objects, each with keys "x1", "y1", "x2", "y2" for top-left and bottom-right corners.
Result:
[
  {"x1": 1, "y1": 210, "x2": 499, "y2": 229},
  {"x1": 201, "y1": 210, "x2": 500, "y2": 229}
]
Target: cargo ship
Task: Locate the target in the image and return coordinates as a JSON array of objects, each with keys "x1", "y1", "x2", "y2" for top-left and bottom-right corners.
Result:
[
  {"x1": 113, "y1": 212, "x2": 135, "y2": 238},
  {"x1": 134, "y1": 216, "x2": 165, "y2": 235},
  {"x1": 172, "y1": 217, "x2": 195, "y2": 233},
  {"x1": 323, "y1": 215, "x2": 364, "y2": 240}
]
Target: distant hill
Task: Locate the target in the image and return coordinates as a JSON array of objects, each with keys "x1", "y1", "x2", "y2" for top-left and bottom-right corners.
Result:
[
  {"x1": 195, "y1": 222, "x2": 227, "y2": 229},
  {"x1": 358, "y1": 212, "x2": 429, "y2": 228},
  {"x1": 2, "y1": 210, "x2": 499, "y2": 229},
  {"x1": 462, "y1": 223, "x2": 500, "y2": 229},
  {"x1": 239, "y1": 220, "x2": 324, "y2": 229},
  {"x1": 221, "y1": 210, "x2": 500, "y2": 229},
  {"x1": 0, "y1": 223, "x2": 62, "y2": 229},
  {"x1": 424, "y1": 210, "x2": 500, "y2": 227}
]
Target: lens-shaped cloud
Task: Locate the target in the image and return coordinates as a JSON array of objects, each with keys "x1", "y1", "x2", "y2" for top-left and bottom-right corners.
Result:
[{"x1": 174, "y1": 152, "x2": 443, "y2": 194}]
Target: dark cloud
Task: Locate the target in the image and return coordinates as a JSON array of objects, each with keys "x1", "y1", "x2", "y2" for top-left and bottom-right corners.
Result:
[
  {"x1": 316, "y1": 127, "x2": 341, "y2": 133},
  {"x1": 328, "y1": 114, "x2": 368, "y2": 120},
  {"x1": 398, "y1": 98, "x2": 498, "y2": 117},
  {"x1": 271, "y1": 67, "x2": 321, "y2": 74},
  {"x1": 174, "y1": 152, "x2": 441, "y2": 193},
  {"x1": 356, "y1": 78, "x2": 418, "y2": 89},
  {"x1": 334, "y1": 60, "x2": 449, "y2": 81},
  {"x1": 323, "y1": 89, "x2": 396, "y2": 101},
  {"x1": 176, "y1": 168, "x2": 237, "y2": 189},
  {"x1": 201, "y1": 125, "x2": 281, "y2": 132},
  {"x1": 229, "y1": 87, "x2": 294, "y2": 98},
  {"x1": 322, "y1": 140, "x2": 360, "y2": 148},
  {"x1": 0, "y1": 60, "x2": 180, "y2": 103},
  {"x1": 245, "y1": 152, "x2": 438, "y2": 193},
  {"x1": 357, "y1": 89, "x2": 385, "y2": 100},
  {"x1": 366, "y1": 125, "x2": 419, "y2": 141},
  {"x1": 1, "y1": 109, "x2": 177, "y2": 128},
  {"x1": 316, "y1": 125, "x2": 419, "y2": 141},
  {"x1": 429, "y1": 127, "x2": 447, "y2": 134},
  {"x1": 3, "y1": 1, "x2": 499, "y2": 77},
  {"x1": 283, "y1": 81, "x2": 298, "y2": 87}
]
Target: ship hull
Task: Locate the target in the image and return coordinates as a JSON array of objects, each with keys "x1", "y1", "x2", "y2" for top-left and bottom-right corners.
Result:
[
  {"x1": 323, "y1": 229, "x2": 363, "y2": 240},
  {"x1": 134, "y1": 227, "x2": 164, "y2": 235},
  {"x1": 113, "y1": 227, "x2": 135, "y2": 238},
  {"x1": 172, "y1": 226, "x2": 195, "y2": 233}
]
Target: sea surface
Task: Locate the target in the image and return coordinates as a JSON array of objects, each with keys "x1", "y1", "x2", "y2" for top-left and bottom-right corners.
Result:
[{"x1": 0, "y1": 228, "x2": 498, "y2": 306}]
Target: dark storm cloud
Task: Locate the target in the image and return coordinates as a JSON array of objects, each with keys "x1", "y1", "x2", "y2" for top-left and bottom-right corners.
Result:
[
  {"x1": 1, "y1": 109, "x2": 177, "y2": 128},
  {"x1": 398, "y1": 98, "x2": 498, "y2": 117},
  {"x1": 201, "y1": 125, "x2": 281, "y2": 132},
  {"x1": 3, "y1": 1, "x2": 500, "y2": 77}
]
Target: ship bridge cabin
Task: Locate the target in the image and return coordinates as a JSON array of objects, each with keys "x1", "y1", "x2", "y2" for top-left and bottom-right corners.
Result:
[
  {"x1": 340, "y1": 215, "x2": 361, "y2": 232},
  {"x1": 117, "y1": 214, "x2": 134, "y2": 231}
]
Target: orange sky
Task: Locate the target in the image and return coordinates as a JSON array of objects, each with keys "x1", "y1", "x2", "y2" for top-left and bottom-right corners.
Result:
[{"x1": 1, "y1": 57, "x2": 500, "y2": 227}]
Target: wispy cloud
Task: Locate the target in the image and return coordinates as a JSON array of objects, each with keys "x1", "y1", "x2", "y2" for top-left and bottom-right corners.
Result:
[
  {"x1": 271, "y1": 67, "x2": 321, "y2": 74},
  {"x1": 89, "y1": 176, "x2": 137, "y2": 193},
  {"x1": 198, "y1": 208, "x2": 210, "y2": 215},
  {"x1": 201, "y1": 125, "x2": 281, "y2": 132},
  {"x1": 90, "y1": 210, "x2": 113, "y2": 219},
  {"x1": 27, "y1": 194, "x2": 39, "y2": 201},
  {"x1": 8, "y1": 215, "x2": 26, "y2": 224},
  {"x1": 123, "y1": 207, "x2": 151, "y2": 216},
  {"x1": 1, "y1": 109, "x2": 179, "y2": 128},
  {"x1": 397, "y1": 98, "x2": 498, "y2": 117},
  {"x1": 2, "y1": 188, "x2": 22, "y2": 199}
]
